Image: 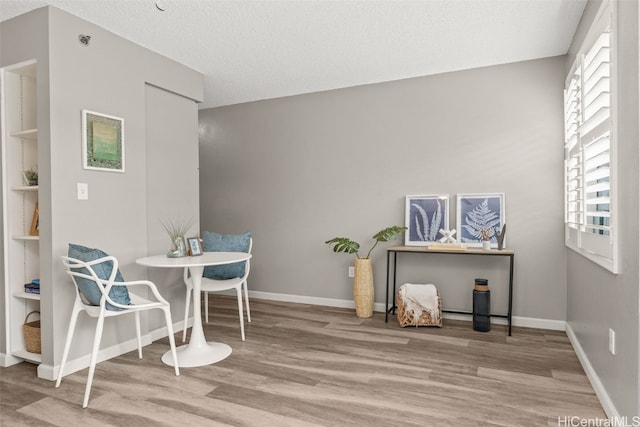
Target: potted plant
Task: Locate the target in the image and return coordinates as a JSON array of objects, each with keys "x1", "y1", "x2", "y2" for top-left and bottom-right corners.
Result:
[
  {"x1": 160, "y1": 217, "x2": 194, "y2": 258},
  {"x1": 23, "y1": 168, "x2": 38, "y2": 186},
  {"x1": 326, "y1": 226, "x2": 406, "y2": 317}
]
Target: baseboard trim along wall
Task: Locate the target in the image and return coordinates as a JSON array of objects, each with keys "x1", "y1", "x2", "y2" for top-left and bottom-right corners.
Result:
[
  {"x1": 37, "y1": 334, "x2": 154, "y2": 381},
  {"x1": 248, "y1": 290, "x2": 567, "y2": 330},
  {"x1": 565, "y1": 323, "x2": 619, "y2": 419},
  {"x1": 36, "y1": 318, "x2": 192, "y2": 382},
  {"x1": 0, "y1": 353, "x2": 22, "y2": 368}
]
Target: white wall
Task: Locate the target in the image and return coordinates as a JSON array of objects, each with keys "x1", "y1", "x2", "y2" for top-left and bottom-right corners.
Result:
[{"x1": 198, "y1": 55, "x2": 567, "y2": 323}]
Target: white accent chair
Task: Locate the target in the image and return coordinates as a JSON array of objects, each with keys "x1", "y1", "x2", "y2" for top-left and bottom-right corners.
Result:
[
  {"x1": 182, "y1": 238, "x2": 252, "y2": 342},
  {"x1": 57, "y1": 255, "x2": 179, "y2": 408}
]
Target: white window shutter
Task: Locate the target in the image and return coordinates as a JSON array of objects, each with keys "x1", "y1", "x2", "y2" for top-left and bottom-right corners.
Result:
[{"x1": 563, "y1": 3, "x2": 617, "y2": 273}]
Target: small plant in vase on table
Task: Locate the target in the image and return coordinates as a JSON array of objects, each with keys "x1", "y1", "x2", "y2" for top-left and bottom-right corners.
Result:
[
  {"x1": 325, "y1": 226, "x2": 406, "y2": 318},
  {"x1": 480, "y1": 229, "x2": 492, "y2": 250},
  {"x1": 160, "y1": 217, "x2": 194, "y2": 258}
]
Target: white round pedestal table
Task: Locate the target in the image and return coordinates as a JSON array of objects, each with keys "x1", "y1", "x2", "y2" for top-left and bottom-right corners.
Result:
[{"x1": 136, "y1": 251, "x2": 252, "y2": 367}]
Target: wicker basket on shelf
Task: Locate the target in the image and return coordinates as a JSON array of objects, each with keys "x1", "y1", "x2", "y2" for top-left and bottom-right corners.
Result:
[
  {"x1": 396, "y1": 292, "x2": 443, "y2": 328},
  {"x1": 23, "y1": 311, "x2": 41, "y2": 354}
]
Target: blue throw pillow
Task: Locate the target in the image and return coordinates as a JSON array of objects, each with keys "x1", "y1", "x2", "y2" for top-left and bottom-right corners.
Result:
[
  {"x1": 67, "y1": 244, "x2": 131, "y2": 311},
  {"x1": 202, "y1": 231, "x2": 251, "y2": 280}
]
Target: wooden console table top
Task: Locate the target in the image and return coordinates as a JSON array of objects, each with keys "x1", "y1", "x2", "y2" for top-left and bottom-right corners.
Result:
[{"x1": 387, "y1": 245, "x2": 514, "y2": 255}]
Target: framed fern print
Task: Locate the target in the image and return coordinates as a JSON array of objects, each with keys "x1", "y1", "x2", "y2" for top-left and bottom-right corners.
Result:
[
  {"x1": 405, "y1": 195, "x2": 449, "y2": 246},
  {"x1": 456, "y1": 193, "x2": 505, "y2": 248}
]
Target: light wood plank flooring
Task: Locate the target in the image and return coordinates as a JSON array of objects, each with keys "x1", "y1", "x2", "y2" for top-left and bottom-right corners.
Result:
[{"x1": 1, "y1": 297, "x2": 605, "y2": 426}]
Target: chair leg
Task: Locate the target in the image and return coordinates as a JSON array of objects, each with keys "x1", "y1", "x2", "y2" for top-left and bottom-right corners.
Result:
[
  {"x1": 56, "y1": 304, "x2": 81, "y2": 388},
  {"x1": 204, "y1": 292, "x2": 209, "y2": 324},
  {"x1": 243, "y1": 280, "x2": 251, "y2": 323},
  {"x1": 236, "y1": 287, "x2": 245, "y2": 341},
  {"x1": 135, "y1": 311, "x2": 142, "y2": 359},
  {"x1": 83, "y1": 314, "x2": 105, "y2": 408},
  {"x1": 163, "y1": 306, "x2": 180, "y2": 376},
  {"x1": 182, "y1": 286, "x2": 192, "y2": 343}
]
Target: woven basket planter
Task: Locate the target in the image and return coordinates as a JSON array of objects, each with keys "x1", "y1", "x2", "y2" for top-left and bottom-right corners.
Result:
[
  {"x1": 396, "y1": 293, "x2": 443, "y2": 328},
  {"x1": 23, "y1": 311, "x2": 41, "y2": 354},
  {"x1": 353, "y1": 258, "x2": 374, "y2": 318}
]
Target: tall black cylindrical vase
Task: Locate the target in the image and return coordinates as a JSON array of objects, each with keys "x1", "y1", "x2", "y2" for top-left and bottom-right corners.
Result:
[{"x1": 473, "y1": 278, "x2": 490, "y2": 332}]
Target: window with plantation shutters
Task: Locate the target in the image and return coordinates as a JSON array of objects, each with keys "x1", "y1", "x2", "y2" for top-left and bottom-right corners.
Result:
[{"x1": 563, "y1": 0, "x2": 617, "y2": 273}]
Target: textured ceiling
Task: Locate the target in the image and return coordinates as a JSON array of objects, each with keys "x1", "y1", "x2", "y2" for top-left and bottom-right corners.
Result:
[{"x1": 0, "y1": 0, "x2": 587, "y2": 109}]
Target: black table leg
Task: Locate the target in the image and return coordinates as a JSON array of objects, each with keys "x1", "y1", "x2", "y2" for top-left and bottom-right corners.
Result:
[
  {"x1": 391, "y1": 251, "x2": 397, "y2": 315},
  {"x1": 508, "y1": 254, "x2": 514, "y2": 336},
  {"x1": 385, "y1": 251, "x2": 390, "y2": 323}
]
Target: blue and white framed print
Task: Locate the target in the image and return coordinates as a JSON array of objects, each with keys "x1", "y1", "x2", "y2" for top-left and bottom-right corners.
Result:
[
  {"x1": 456, "y1": 193, "x2": 505, "y2": 248},
  {"x1": 405, "y1": 195, "x2": 449, "y2": 246}
]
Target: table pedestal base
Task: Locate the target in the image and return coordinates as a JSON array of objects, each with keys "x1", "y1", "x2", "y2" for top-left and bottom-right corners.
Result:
[{"x1": 162, "y1": 342, "x2": 232, "y2": 368}]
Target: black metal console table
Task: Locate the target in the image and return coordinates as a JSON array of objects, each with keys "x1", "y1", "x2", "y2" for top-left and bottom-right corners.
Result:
[{"x1": 385, "y1": 245, "x2": 515, "y2": 336}]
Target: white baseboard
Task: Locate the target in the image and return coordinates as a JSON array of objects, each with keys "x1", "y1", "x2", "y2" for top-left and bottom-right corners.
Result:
[
  {"x1": 249, "y1": 290, "x2": 358, "y2": 310},
  {"x1": 39, "y1": 319, "x2": 189, "y2": 382},
  {"x1": 36, "y1": 363, "x2": 56, "y2": 381},
  {"x1": 439, "y1": 313, "x2": 565, "y2": 330},
  {"x1": 565, "y1": 323, "x2": 619, "y2": 419},
  {"x1": 512, "y1": 316, "x2": 566, "y2": 331},
  {"x1": 39, "y1": 334, "x2": 153, "y2": 382},
  {"x1": 248, "y1": 290, "x2": 567, "y2": 331},
  {"x1": 0, "y1": 353, "x2": 22, "y2": 368}
]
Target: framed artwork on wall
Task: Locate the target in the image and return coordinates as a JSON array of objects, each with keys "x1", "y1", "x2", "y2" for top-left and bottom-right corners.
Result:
[
  {"x1": 456, "y1": 193, "x2": 505, "y2": 248},
  {"x1": 82, "y1": 110, "x2": 125, "y2": 172},
  {"x1": 405, "y1": 195, "x2": 449, "y2": 246}
]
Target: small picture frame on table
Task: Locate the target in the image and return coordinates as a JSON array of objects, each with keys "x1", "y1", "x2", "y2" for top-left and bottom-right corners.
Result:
[{"x1": 186, "y1": 237, "x2": 203, "y2": 256}]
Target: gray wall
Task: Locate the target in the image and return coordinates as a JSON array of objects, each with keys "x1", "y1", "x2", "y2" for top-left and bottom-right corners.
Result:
[
  {"x1": 144, "y1": 84, "x2": 200, "y2": 324},
  {"x1": 566, "y1": 0, "x2": 639, "y2": 418},
  {"x1": 198, "y1": 56, "x2": 567, "y2": 323},
  {"x1": 1, "y1": 6, "x2": 202, "y2": 375},
  {"x1": 46, "y1": 6, "x2": 202, "y2": 370}
]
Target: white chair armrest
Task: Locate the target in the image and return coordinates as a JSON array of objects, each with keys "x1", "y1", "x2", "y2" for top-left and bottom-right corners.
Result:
[
  {"x1": 93, "y1": 278, "x2": 169, "y2": 308},
  {"x1": 117, "y1": 280, "x2": 170, "y2": 305}
]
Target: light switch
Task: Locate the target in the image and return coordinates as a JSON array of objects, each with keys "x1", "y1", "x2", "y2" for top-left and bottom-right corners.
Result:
[{"x1": 77, "y1": 183, "x2": 89, "y2": 200}]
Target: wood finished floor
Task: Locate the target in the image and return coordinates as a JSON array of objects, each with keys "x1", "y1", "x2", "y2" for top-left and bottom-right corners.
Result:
[{"x1": 1, "y1": 297, "x2": 605, "y2": 426}]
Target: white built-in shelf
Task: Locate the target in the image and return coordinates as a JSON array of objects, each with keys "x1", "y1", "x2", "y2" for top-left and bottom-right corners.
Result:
[
  {"x1": 10, "y1": 128, "x2": 38, "y2": 140},
  {"x1": 11, "y1": 185, "x2": 38, "y2": 192},
  {"x1": 12, "y1": 349, "x2": 42, "y2": 364},
  {"x1": 13, "y1": 235, "x2": 39, "y2": 241},
  {"x1": 3, "y1": 60, "x2": 42, "y2": 370},
  {"x1": 13, "y1": 291, "x2": 40, "y2": 301}
]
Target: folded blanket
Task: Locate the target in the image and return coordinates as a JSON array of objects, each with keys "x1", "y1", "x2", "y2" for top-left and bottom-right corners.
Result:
[{"x1": 399, "y1": 283, "x2": 440, "y2": 325}]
